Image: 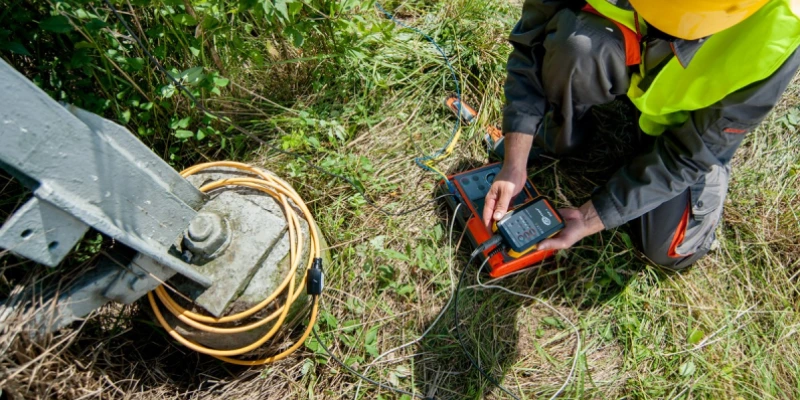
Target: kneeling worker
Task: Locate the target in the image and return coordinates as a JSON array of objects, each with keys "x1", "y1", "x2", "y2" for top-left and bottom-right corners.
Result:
[{"x1": 483, "y1": 0, "x2": 800, "y2": 269}]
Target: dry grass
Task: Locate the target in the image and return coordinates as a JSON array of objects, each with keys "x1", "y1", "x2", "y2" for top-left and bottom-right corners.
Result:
[{"x1": 0, "y1": 298, "x2": 313, "y2": 399}]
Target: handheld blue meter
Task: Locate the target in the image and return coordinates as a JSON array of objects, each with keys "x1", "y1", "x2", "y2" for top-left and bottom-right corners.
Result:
[{"x1": 494, "y1": 197, "x2": 565, "y2": 258}]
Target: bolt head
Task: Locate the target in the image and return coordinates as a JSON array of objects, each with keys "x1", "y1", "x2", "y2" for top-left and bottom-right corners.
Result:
[
  {"x1": 188, "y1": 214, "x2": 215, "y2": 241},
  {"x1": 183, "y1": 212, "x2": 229, "y2": 258}
]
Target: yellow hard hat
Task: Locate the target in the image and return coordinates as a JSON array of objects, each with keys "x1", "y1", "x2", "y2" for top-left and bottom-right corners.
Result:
[{"x1": 629, "y1": 0, "x2": 771, "y2": 40}]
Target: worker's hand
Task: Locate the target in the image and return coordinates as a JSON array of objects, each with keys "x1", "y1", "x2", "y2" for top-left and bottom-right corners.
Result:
[
  {"x1": 483, "y1": 132, "x2": 534, "y2": 229},
  {"x1": 538, "y1": 201, "x2": 605, "y2": 251},
  {"x1": 482, "y1": 164, "x2": 527, "y2": 229}
]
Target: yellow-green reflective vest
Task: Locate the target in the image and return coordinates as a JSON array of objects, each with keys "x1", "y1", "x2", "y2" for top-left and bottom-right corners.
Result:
[{"x1": 586, "y1": 0, "x2": 800, "y2": 135}]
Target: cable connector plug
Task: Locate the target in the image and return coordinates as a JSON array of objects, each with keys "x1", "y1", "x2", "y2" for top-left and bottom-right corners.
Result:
[
  {"x1": 307, "y1": 258, "x2": 324, "y2": 295},
  {"x1": 470, "y1": 234, "x2": 504, "y2": 259}
]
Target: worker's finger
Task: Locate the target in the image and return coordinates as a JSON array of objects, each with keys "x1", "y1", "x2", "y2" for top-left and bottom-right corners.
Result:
[
  {"x1": 537, "y1": 236, "x2": 571, "y2": 251},
  {"x1": 492, "y1": 185, "x2": 514, "y2": 222},
  {"x1": 482, "y1": 186, "x2": 499, "y2": 228},
  {"x1": 538, "y1": 227, "x2": 579, "y2": 251}
]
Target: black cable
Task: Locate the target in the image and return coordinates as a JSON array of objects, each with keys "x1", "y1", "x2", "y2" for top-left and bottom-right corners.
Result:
[
  {"x1": 310, "y1": 244, "x2": 519, "y2": 400},
  {"x1": 311, "y1": 318, "x2": 435, "y2": 400},
  {"x1": 101, "y1": 0, "x2": 454, "y2": 217},
  {"x1": 454, "y1": 249, "x2": 521, "y2": 400},
  {"x1": 98, "y1": 5, "x2": 524, "y2": 397}
]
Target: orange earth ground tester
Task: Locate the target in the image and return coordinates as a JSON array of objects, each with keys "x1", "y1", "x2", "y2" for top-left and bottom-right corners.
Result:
[{"x1": 437, "y1": 96, "x2": 565, "y2": 278}]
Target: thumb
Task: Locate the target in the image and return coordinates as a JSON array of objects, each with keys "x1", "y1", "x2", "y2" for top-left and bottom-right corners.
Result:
[
  {"x1": 482, "y1": 188, "x2": 498, "y2": 228},
  {"x1": 537, "y1": 237, "x2": 567, "y2": 251},
  {"x1": 492, "y1": 187, "x2": 514, "y2": 222},
  {"x1": 538, "y1": 229, "x2": 577, "y2": 251},
  {"x1": 536, "y1": 238, "x2": 555, "y2": 251}
]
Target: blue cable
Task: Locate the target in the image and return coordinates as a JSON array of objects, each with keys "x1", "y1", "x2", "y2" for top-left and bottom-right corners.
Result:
[{"x1": 374, "y1": 2, "x2": 462, "y2": 190}]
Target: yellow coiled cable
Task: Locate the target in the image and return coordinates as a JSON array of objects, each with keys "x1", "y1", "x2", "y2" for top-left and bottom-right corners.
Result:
[{"x1": 147, "y1": 161, "x2": 320, "y2": 366}]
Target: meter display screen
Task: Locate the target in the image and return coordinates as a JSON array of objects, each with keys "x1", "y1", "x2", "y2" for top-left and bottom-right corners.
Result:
[{"x1": 496, "y1": 198, "x2": 564, "y2": 253}]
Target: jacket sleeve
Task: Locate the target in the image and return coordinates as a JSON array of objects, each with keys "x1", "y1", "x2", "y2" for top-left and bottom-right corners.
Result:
[
  {"x1": 502, "y1": 0, "x2": 579, "y2": 135},
  {"x1": 592, "y1": 47, "x2": 800, "y2": 229}
]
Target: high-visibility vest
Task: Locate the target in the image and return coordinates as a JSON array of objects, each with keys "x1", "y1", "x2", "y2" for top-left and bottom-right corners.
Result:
[{"x1": 584, "y1": 0, "x2": 800, "y2": 135}]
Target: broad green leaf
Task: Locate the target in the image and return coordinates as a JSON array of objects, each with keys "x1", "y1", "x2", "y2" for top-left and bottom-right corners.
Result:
[
  {"x1": 679, "y1": 361, "x2": 696, "y2": 376},
  {"x1": 201, "y1": 15, "x2": 220, "y2": 30},
  {"x1": 788, "y1": 112, "x2": 799, "y2": 126},
  {"x1": 688, "y1": 329, "x2": 705, "y2": 345},
  {"x1": 322, "y1": 310, "x2": 337, "y2": 328},
  {"x1": 344, "y1": 355, "x2": 362, "y2": 367},
  {"x1": 365, "y1": 325, "x2": 378, "y2": 345},
  {"x1": 182, "y1": 66, "x2": 204, "y2": 84},
  {"x1": 74, "y1": 9, "x2": 99, "y2": 20},
  {"x1": 284, "y1": 26, "x2": 304, "y2": 47},
  {"x1": 432, "y1": 224, "x2": 443, "y2": 241},
  {"x1": 261, "y1": 0, "x2": 273, "y2": 16},
  {"x1": 174, "y1": 129, "x2": 194, "y2": 138},
  {"x1": 365, "y1": 343, "x2": 379, "y2": 358},
  {"x1": 340, "y1": 333, "x2": 357, "y2": 348},
  {"x1": 137, "y1": 127, "x2": 154, "y2": 136},
  {"x1": 395, "y1": 365, "x2": 411, "y2": 377},
  {"x1": 171, "y1": 13, "x2": 198, "y2": 26},
  {"x1": 387, "y1": 371, "x2": 400, "y2": 387},
  {"x1": 600, "y1": 323, "x2": 614, "y2": 340},
  {"x1": 341, "y1": 319, "x2": 360, "y2": 333},
  {"x1": 383, "y1": 249, "x2": 409, "y2": 262},
  {"x1": 369, "y1": 235, "x2": 386, "y2": 250},
  {"x1": 0, "y1": 41, "x2": 30, "y2": 55},
  {"x1": 300, "y1": 358, "x2": 313, "y2": 376},
  {"x1": 74, "y1": 41, "x2": 94, "y2": 50},
  {"x1": 415, "y1": 245, "x2": 424, "y2": 265},
  {"x1": 305, "y1": 336, "x2": 320, "y2": 352},
  {"x1": 40, "y1": 16, "x2": 72, "y2": 33},
  {"x1": 125, "y1": 57, "x2": 145, "y2": 71},
  {"x1": 288, "y1": 1, "x2": 303, "y2": 16},
  {"x1": 619, "y1": 232, "x2": 633, "y2": 248},
  {"x1": 160, "y1": 84, "x2": 176, "y2": 98},
  {"x1": 396, "y1": 284, "x2": 414, "y2": 296},
  {"x1": 213, "y1": 77, "x2": 230, "y2": 87},
  {"x1": 274, "y1": 0, "x2": 289, "y2": 21},
  {"x1": 170, "y1": 116, "x2": 191, "y2": 129},
  {"x1": 605, "y1": 264, "x2": 624, "y2": 286},
  {"x1": 542, "y1": 316, "x2": 563, "y2": 329}
]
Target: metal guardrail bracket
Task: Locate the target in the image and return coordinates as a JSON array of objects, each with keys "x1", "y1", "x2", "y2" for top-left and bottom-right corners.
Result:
[{"x1": 0, "y1": 197, "x2": 89, "y2": 267}]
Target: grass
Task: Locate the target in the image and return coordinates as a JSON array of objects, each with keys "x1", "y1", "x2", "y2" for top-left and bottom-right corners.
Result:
[{"x1": 2, "y1": 0, "x2": 800, "y2": 399}]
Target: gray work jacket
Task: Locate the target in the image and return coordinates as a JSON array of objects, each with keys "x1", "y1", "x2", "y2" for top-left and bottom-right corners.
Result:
[{"x1": 503, "y1": 0, "x2": 800, "y2": 229}]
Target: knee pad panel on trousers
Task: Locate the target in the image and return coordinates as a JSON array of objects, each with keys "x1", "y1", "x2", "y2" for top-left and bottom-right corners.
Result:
[
  {"x1": 542, "y1": 10, "x2": 629, "y2": 105},
  {"x1": 633, "y1": 165, "x2": 731, "y2": 271},
  {"x1": 640, "y1": 243, "x2": 709, "y2": 271}
]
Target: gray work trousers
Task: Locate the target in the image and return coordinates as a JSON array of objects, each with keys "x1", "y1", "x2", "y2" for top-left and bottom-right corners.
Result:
[{"x1": 497, "y1": 10, "x2": 727, "y2": 270}]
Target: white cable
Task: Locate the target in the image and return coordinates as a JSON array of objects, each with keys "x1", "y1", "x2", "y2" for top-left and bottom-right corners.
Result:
[
  {"x1": 475, "y1": 262, "x2": 581, "y2": 400},
  {"x1": 353, "y1": 203, "x2": 462, "y2": 398}
]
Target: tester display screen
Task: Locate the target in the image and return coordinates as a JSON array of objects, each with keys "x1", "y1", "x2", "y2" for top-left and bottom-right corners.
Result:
[{"x1": 496, "y1": 198, "x2": 563, "y2": 253}]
